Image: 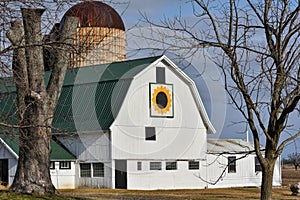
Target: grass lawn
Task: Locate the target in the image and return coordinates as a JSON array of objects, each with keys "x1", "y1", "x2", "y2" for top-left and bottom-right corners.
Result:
[
  {"x1": 57, "y1": 187, "x2": 297, "y2": 200},
  {"x1": 0, "y1": 187, "x2": 297, "y2": 200},
  {"x1": 0, "y1": 167, "x2": 299, "y2": 200}
]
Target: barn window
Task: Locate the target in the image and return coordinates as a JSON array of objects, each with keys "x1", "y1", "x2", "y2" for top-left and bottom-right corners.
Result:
[
  {"x1": 166, "y1": 161, "x2": 177, "y2": 170},
  {"x1": 255, "y1": 157, "x2": 262, "y2": 172},
  {"x1": 188, "y1": 161, "x2": 200, "y2": 170},
  {"x1": 228, "y1": 156, "x2": 236, "y2": 173},
  {"x1": 59, "y1": 161, "x2": 71, "y2": 169},
  {"x1": 80, "y1": 163, "x2": 91, "y2": 177},
  {"x1": 150, "y1": 162, "x2": 162, "y2": 170},
  {"x1": 145, "y1": 127, "x2": 156, "y2": 141},
  {"x1": 50, "y1": 161, "x2": 55, "y2": 170},
  {"x1": 137, "y1": 162, "x2": 142, "y2": 171},
  {"x1": 156, "y1": 67, "x2": 165, "y2": 83},
  {"x1": 93, "y1": 163, "x2": 104, "y2": 177}
]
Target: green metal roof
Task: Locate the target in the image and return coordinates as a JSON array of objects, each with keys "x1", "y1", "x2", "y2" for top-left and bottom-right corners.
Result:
[
  {"x1": 0, "y1": 56, "x2": 159, "y2": 158},
  {"x1": 0, "y1": 56, "x2": 160, "y2": 133},
  {"x1": 0, "y1": 134, "x2": 76, "y2": 160}
]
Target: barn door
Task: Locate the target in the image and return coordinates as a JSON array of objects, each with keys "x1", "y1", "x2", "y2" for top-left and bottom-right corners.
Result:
[
  {"x1": 0, "y1": 159, "x2": 8, "y2": 186},
  {"x1": 115, "y1": 160, "x2": 127, "y2": 189}
]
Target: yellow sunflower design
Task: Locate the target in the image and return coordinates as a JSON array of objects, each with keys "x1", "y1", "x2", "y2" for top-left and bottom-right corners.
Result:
[{"x1": 152, "y1": 86, "x2": 172, "y2": 115}]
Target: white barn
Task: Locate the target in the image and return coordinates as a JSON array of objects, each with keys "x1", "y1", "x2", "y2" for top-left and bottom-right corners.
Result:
[
  {"x1": 0, "y1": 55, "x2": 281, "y2": 189},
  {"x1": 206, "y1": 139, "x2": 281, "y2": 188},
  {"x1": 0, "y1": 134, "x2": 76, "y2": 189}
]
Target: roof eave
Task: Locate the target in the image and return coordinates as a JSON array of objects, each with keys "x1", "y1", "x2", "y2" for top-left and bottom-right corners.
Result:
[{"x1": 0, "y1": 137, "x2": 19, "y2": 159}]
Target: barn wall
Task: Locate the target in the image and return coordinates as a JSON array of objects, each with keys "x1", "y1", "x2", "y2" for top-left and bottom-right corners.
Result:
[
  {"x1": 56, "y1": 132, "x2": 112, "y2": 188},
  {"x1": 111, "y1": 60, "x2": 207, "y2": 160},
  {"x1": 0, "y1": 141, "x2": 77, "y2": 189},
  {"x1": 77, "y1": 161, "x2": 112, "y2": 188},
  {"x1": 0, "y1": 142, "x2": 17, "y2": 186},
  {"x1": 56, "y1": 132, "x2": 111, "y2": 161},
  {"x1": 205, "y1": 154, "x2": 281, "y2": 188},
  {"x1": 126, "y1": 160, "x2": 207, "y2": 190},
  {"x1": 50, "y1": 161, "x2": 76, "y2": 189}
]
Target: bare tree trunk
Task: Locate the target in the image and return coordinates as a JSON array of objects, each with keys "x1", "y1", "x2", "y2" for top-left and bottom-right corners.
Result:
[
  {"x1": 13, "y1": 126, "x2": 55, "y2": 194},
  {"x1": 261, "y1": 162, "x2": 275, "y2": 200},
  {"x1": 139, "y1": 0, "x2": 299, "y2": 199},
  {"x1": 6, "y1": 8, "x2": 78, "y2": 195},
  {"x1": 7, "y1": 8, "x2": 54, "y2": 195}
]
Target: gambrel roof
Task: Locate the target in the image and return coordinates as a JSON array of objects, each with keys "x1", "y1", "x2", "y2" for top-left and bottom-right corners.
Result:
[{"x1": 0, "y1": 55, "x2": 215, "y2": 134}]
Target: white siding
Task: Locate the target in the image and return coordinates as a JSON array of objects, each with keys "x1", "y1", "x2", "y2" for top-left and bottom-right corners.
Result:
[
  {"x1": 56, "y1": 132, "x2": 112, "y2": 188},
  {"x1": 127, "y1": 160, "x2": 207, "y2": 190},
  {"x1": 0, "y1": 142, "x2": 17, "y2": 186},
  {"x1": 50, "y1": 161, "x2": 76, "y2": 189},
  {"x1": 77, "y1": 161, "x2": 112, "y2": 188},
  {"x1": 0, "y1": 142, "x2": 77, "y2": 190},
  {"x1": 56, "y1": 132, "x2": 111, "y2": 161},
  {"x1": 111, "y1": 61, "x2": 207, "y2": 161},
  {"x1": 205, "y1": 154, "x2": 281, "y2": 188}
]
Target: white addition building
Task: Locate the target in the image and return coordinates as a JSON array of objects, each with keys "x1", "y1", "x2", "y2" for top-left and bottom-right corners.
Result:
[{"x1": 0, "y1": 55, "x2": 281, "y2": 189}]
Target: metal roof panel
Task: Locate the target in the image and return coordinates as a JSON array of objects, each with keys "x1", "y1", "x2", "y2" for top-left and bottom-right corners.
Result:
[{"x1": 0, "y1": 134, "x2": 76, "y2": 160}]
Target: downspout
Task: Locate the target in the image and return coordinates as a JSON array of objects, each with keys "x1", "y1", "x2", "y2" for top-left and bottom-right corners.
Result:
[{"x1": 108, "y1": 129, "x2": 113, "y2": 188}]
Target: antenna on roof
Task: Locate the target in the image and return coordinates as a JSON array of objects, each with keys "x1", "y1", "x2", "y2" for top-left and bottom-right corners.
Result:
[{"x1": 246, "y1": 129, "x2": 249, "y2": 143}]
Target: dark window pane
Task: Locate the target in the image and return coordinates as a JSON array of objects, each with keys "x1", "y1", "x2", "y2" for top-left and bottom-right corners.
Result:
[
  {"x1": 93, "y1": 163, "x2": 104, "y2": 177},
  {"x1": 150, "y1": 162, "x2": 161, "y2": 170},
  {"x1": 137, "y1": 162, "x2": 142, "y2": 171},
  {"x1": 255, "y1": 157, "x2": 262, "y2": 172},
  {"x1": 166, "y1": 161, "x2": 177, "y2": 170},
  {"x1": 80, "y1": 163, "x2": 91, "y2": 177},
  {"x1": 228, "y1": 156, "x2": 236, "y2": 173},
  {"x1": 145, "y1": 127, "x2": 156, "y2": 141},
  {"x1": 59, "y1": 161, "x2": 71, "y2": 169},
  {"x1": 188, "y1": 161, "x2": 199, "y2": 170}
]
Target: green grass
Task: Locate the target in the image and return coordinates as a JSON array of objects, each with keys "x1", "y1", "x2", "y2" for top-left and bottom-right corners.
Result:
[
  {"x1": 0, "y1": 191, "x2": 89, "y2": 200},
  {"x1": 0, "y1": 187, "x2": 297, "y2": 200}
]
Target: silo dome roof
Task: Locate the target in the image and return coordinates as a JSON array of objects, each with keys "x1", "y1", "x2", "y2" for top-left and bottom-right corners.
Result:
[{"x1": 62, "y1": 1, "x2": 125, "y2": 30}]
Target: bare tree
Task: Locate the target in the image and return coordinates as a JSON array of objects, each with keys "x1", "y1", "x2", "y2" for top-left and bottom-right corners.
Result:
[
  {"x1": 138, "y1": 1, "x2": 299, "y2": 200},
  {"x1": 287, "y1": 152, "x2": 300, "y2": 170},
  {"x1": 1, "y1": 1, "x2": 79, "y2": 194},
  {"x1": 0, "y1": 0, "x2": 129, "y2": 194}
]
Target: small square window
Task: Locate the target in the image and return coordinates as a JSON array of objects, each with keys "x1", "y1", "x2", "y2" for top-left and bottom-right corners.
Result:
[
  {"x1": 166, "y1": 161, "x2": 177, "y2": 170},
  {"x1": 93, "y1": 163, "x2": 104, "y2": 177},
  {"x1": 137, "y1": 162, "x2": 142, "y2": 171},
  {"x1": 150, "y1": 162, "x2": 162, "y2": 170},
  {"x1": 228, "y1": 156, "x2": 236, "y2": 173},
  {"x1": 145, "y1": 127, "x2": 156, "y2": 141},
  {"x1": 188, "y1": 161, "x2": 199, "y2": 170},
  {"x1": 59, "y1": 161, "x2": 71, "y2": 169},
  {"x1": 80, "y1": 163, "x2": 91, "y2": 177},
  {"x1": 50, "y1": 161, "x2": 55, "y2": 170}
]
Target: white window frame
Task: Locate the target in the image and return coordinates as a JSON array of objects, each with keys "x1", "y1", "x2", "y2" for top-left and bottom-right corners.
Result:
[
  {"x1": 59, "y1": 161, "x2": 71, "y2": 170},
  {"x1": 188, "y1": 161, "x2": 200, "y2": 170},
  {"x1": 137, "y1": 161, "x2": 142, "y2": 171},
  {"x1": 150, "y1": 162, "x2": 162, "y2": 170},
  {"x1": 166, "y1": 161, "x2": 177, "y2": 170}
]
